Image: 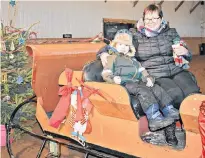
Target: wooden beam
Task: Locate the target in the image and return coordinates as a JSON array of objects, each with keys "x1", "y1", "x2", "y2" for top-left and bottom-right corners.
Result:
[
  {"x1": 190, "y1": 1, "x2": 202, "y2": 14},
  {"x1": 103, "y1": 18, "x2": 136, "y2": 24},
  {"x1": 133, "y1": 1, "x2": 138, "y2": 7},
  {"x1": 175, "y1": 1, "x2": 185, "y2": 12},
  {"x1": 158, "y1": 0, "x2": 164, "y2": 6}
]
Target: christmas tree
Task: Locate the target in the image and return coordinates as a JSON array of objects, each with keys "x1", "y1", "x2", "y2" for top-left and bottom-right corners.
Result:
[{"x1": 1, "y1": 21, "x2": 38, "y2": 126}]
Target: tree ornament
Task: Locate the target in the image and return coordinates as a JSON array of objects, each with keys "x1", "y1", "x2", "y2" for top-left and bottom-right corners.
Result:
[
  {"x1": 9, "y1": 0, "x2": 16, "y2": 7},
  {"x1": 1, "y1": 72, "x2": 8, "y2": 83},
  {"x1": 10, "y1": 41, "x2": 15, "y2": 51},
  {"x1": 2, "y1": 95, "x2": 11, "y2": 102},
  {"x1": 16, "y1": 75, "x2": 23, "y2": 84},
  {"x1": 18, "y1": 38, "x2": 25, "y2": 45},
  {"x1": 9, "y1": 53, "x2": 14, "y2": 59}
]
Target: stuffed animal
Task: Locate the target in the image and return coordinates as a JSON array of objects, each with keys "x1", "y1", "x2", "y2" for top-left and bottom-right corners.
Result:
[{"x1": 173, "y1": 38, "x2": 190, "y2": 69}]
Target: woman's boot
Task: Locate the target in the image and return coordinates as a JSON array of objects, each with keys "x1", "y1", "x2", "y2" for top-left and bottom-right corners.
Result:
[{"x1": 164, "y1": 123, "x2": 178, "y2": 146}]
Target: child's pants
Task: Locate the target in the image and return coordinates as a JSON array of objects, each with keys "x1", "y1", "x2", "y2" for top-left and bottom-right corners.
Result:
[{"x1": 124, "y1": 81, "x2": 173, "y2": 112}]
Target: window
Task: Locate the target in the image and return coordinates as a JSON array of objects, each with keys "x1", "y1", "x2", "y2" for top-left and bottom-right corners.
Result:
[{"x1": 103, "y1": 18, "x2": 136, "y2": 44}]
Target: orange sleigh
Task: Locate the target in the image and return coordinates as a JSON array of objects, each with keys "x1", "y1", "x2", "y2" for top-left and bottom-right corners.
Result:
[{"x1": 6, "y1": 41, "x2": 205, "y2": 158}]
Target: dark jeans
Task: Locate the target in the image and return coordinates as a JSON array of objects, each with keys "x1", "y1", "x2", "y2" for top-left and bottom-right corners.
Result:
[
  {"x1": 125, "y1": 81, "x2": 173, "y2": 112},
  {"x1": 156, "y1": 71, "x2": 200, "y2": 109}
]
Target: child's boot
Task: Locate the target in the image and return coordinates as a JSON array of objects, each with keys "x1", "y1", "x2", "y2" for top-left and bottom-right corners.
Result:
[
  {"x1": 164, "y1": 123, "x2": 178, "y2": 146},
  {"x1": 162, "y1": 104, "x2": 180, "y2": 120},
  {"x1": 145, "y1": 104, "x2": 174, "y2": 132}
]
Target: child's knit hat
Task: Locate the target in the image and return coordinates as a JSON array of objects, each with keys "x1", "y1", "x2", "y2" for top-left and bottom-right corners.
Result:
[
  {"x1": 111, "y1": 29, "x2": 136, "y2": 57},
  {"x1": 113, "y1": 29, "x2": 133, "y2": 46}
]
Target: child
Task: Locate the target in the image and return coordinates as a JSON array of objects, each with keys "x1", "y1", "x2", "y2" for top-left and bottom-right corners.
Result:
[{"x1": 101, "y1": 29, "x2": 179, "y2": 146}]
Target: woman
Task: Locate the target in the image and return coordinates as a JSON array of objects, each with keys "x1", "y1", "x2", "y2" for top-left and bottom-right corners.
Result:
[{"x1": 98, "y1": 3, "x2": 200, "y2": 109}]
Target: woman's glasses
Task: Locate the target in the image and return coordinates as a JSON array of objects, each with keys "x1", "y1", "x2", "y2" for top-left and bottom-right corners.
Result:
[{"x1": 144, "y1": 17, "x2": 161, "y2": 23}]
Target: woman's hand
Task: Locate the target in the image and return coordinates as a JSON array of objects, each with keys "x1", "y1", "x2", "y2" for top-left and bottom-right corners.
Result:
[
  {"x1": 172, "y1": 44, "x2": 189, "y2": 56},
  {"x1": 113, "y1": 76, "x2": 121, "y2": 84},
  {"x1": 100, "y1": 52, "x2": 110, "y2": 67},
  {"x1": 136, "y1": 18, "x2": 144, "y2": 30}
]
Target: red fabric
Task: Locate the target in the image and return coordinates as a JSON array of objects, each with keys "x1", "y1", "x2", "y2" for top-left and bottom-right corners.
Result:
[
  {"x1": 84, "y1": 120, "x2": 92, "y2": 134},
  {"x1": 199, "y1": 101, "x2": 205, "y2": 158},
  {"x1": 174, "y1": 56, "x2": 183, "y2": 65},
  {"x1": 49, "y1": 68, "x2": 113, "y2": 129},
  {"x1": 82, "y1": 98, "x2": 93, "y2": 114},
  {"x1": 76, "y1": 78, "x2": 115, "y2": 103},
  {"x1": 49, "y1": 68, "x2": 75, "y2": 128}
]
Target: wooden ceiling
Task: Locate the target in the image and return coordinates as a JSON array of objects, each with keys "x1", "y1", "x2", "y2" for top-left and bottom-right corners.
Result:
[{"x1": 128, "y1": 1, "x2": 204, "y2": 14}]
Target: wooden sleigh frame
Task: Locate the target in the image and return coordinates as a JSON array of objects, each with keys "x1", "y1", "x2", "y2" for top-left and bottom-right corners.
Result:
[{"x1": 6, "y1": 42, "x2": 205, "y2": 158}]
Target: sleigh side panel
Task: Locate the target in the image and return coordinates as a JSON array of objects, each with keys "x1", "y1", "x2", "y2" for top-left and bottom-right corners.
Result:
[
  {"x1": 26, "y1": 43, "x2": 105, "y2": 112},
  {"x1": 180, "y1": 94, "x2": 205, "y2": 133}
]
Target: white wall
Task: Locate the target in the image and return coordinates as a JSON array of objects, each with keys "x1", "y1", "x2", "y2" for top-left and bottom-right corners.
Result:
[{"x1": 1, "y1": 1, "x2": 205, "y2": 38}]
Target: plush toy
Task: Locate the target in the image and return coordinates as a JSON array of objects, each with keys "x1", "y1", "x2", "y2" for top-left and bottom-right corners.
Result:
[
  {"x1": 173, "y1": 38, "x2": 190, "y2": 69},
  {"x1": 69, "y1": 88, "x2": 89, "y2": 146}
]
